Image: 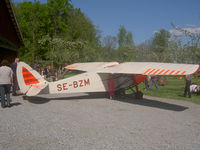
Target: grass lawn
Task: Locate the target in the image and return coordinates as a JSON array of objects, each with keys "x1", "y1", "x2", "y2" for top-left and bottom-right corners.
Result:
[{"x1": 138, "y1": 76, "x2": 200, "y2": 104}]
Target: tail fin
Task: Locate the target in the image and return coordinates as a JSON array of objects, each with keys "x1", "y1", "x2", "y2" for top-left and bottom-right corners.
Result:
[{"x1": 17, "y1": 62, "x2": 49, "y2": 96}]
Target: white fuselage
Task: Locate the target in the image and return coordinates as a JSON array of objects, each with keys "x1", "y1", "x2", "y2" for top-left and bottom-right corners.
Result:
[
  {"x1": 48, "y1": 72, "x2": 133, "y2": 94},
  {"x1": 49, "y1": 72, "x2": 109, "y2": 94}
]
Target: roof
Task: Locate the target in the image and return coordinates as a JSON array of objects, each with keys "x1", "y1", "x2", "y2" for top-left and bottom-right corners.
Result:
[{"x1": 0, "y1": 0, "x2": 24, "y2": 48}]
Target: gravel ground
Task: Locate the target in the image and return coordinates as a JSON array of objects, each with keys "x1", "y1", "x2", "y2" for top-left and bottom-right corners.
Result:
[{"x1": 0, "y1": 93, "x2": 200, "y2": 150}]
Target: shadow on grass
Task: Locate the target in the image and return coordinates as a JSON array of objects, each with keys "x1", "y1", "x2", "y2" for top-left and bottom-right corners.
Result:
[{"x1": 23, "y1": 93, "x2": 188, "y2": 111}]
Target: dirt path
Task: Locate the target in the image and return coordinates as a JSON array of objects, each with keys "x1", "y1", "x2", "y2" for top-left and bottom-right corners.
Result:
[{"x1": 0, "y1": 93, "x2": 200, "y2": 150}]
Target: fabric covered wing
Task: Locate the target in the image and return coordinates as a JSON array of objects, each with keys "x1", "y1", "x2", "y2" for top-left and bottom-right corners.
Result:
[
  {"x1": 97, "y1": 62, "x2": 200, "y2": 75},
  {"x1": 65, "y1": 62, "x2": 119, "y2": 72}
]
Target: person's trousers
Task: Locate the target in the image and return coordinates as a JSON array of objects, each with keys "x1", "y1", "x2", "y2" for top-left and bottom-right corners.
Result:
[
  {"x1": 149, "y1": 78, "x2": 158, "y2": 90},
  {"x1": 13, "y1": 76, "x2": 19, "y2": 94},
  {"x1": 0, "y1": 84, "x2": 11, "y2": 108},
  {"x1": 184, "y1": 80, "x2": 191, "y2": 98}
]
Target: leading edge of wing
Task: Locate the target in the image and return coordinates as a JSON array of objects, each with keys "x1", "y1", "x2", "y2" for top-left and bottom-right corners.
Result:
[
  {"x1": 65, "y1": 62, "x2": 119, "y2": 72},
  {"x1": 97, "y1": 62, "x2": 200, "y2": 75}
]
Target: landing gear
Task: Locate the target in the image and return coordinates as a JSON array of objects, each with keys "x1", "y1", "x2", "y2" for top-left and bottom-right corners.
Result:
[
  {"x1": 115, "y1": 88, "x2": 126, "y2": 98},
  {"x1": 135, "y1": 91, "x2": 143, "y2": 99},
  {"x1": 115, "y1": 85, "x2": 143, "y2": 99},
  {"x1": 127, "y1": 84, "x2": 143, "y2": 99}
]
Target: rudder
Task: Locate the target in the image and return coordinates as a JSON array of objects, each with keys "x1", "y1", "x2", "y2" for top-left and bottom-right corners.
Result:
[{"x1": 17, "y1": 62, "x2": 49, "y2": 96}]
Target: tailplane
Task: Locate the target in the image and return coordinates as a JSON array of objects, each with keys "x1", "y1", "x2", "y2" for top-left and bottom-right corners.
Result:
[{"x1": 17, "y1": 62, "x2": 49, "y2": 96}]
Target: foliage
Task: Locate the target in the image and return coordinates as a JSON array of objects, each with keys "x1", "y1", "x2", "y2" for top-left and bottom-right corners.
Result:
[
  {"x1": 14, "y1": 1, "x2": 49, "y2": 63},
  {"x1": 101, "y1": 35, "x2": 117, "y2": 61},
  {"x1": 47, "y1": 0, "x2": 73, "y2": 37},
  {"x1": 151, "y1": 29, "x2": 172, "y2": 62},
  {"x1": 171, "y1": 23, "x2": 200, "y2": 63},
  {"x1": 14, "y1": 0, "x2": 101, "y2": 66},
  {"x1": 39, "y1": 35, "x2": 85, "y2": 65},
  {"x1": 118, "y1": 26, "x2": 134, "y2": 48},
  {"x1": 115, "y1": 26, "x2": 136, "y2": 62},
  {"x1": 136, "y1": 29, "x2": 172, "y2": 63},
  {"x1": 100, "y1": 26, "x2": 136, "y2": 62}
]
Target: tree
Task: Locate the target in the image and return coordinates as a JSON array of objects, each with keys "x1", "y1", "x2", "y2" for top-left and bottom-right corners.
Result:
[
  {"x1": 47, "y1": 0, "x2": 72, "y2": 37},
  {"x1": 136, "y1": 39, "x2": 153, "y2": 62},
  {"x1": 118, "y1": 26, "x2": 134, "y2": 48},
  {"x1": 39, "y1": 35, "x2": 86, "y2": 66},
  {"x1": 101, "y1": 35, "x2": 117, "y2": 61},
  {"x1": 116, "y1": 26, "x2": 136, "y2": 62},
  {"x1": 14, "y1": 1, "x2": 49, "y2": 63},
  {"x1": 14, "y1": 0, "x2": 101, "y2": 65},
  {"x1": 171, "y1": 23, "x2": 200, "y2": 63},
  {"x1": 151, "y1": 29, "x2": 171, "y2": 62}
]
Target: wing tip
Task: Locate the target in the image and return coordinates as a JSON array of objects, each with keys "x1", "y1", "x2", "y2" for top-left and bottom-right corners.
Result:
[{"x1": 194, "y1": 64, "x2": 200, "y2": 74}]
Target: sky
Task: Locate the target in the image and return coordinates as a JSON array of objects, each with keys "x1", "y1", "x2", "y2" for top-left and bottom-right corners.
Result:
[{"x1": 13, "y1": 0, "x2": 200, "y2": 45}]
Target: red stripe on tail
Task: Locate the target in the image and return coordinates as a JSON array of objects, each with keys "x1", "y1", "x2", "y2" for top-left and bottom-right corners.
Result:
[{"x1": 22, "y1": 67, "x2": 39, "y2": 85}]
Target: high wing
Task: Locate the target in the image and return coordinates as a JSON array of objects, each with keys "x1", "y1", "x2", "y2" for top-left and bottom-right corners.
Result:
[
  {"x1": 65, "y1": 62, "x2": 119, "y2": 72},
  {"x1": 96, "y1": 62, "x2": 200, "y2": 75}
]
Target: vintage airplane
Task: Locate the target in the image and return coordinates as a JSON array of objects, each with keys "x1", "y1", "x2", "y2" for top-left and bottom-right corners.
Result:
[{"x1": 17, "y1": 61, "x2": 200, "y2": 98}]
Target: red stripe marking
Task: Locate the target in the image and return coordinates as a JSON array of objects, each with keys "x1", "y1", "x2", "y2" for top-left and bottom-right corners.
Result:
[
  {"x1": 181, "y1": 71, "x2": 187, "y2": 75},
  {"x1": 23, "y1": 76, "x2": 37, "y2": 80},
  {"x1": 24, "y1": 79, "x2": 39, "y2": 83},
  {"x1": 65, "y1": 66, "x2": 76, "y2": 69},
  {"x1": 153, "y1": 69, "x2": 160, "y2": 75},
  {"x1": 163, "y1": 70, "x2": 170, "y2": 75},
  {"x1": 23, "y1": 74, "x2": 34, "y2": 78},
  {"x1": 169, "y1": 70, "x2": 175, "y2": 75},
  {"x1": 22, "y1": 67, "x2": 39, "y2": 85},
  {"x1": 22, "y1": 68, "x2": 29, "y2": 72},
  {"x1": 158, "y1": 69, "x2": 165, "y2": 75},
  {"x1": 144, "y1": 68, "x2": 151, "y2": 74},
  {"x1": 22, "y1": 72, "x2": 32, "y2": 75},
  {"x1": 148, "y1": 69, "x2": 156, "y2": 75},
  {"x1": 175, "y1": 71, "x2": 181, "y2": 75}
]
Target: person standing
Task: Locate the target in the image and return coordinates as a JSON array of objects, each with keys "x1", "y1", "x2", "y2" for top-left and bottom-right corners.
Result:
[
  {"x1": 10, "y1": 58, "x2": 19, "y2": 96},
  {"x1": 148, "y1": 75, "x2": 158, "y2": 90},
  {"x1": 0, "y1": 59, "x2": 13, "y2": 108},
  {"x1": 144, "y1": 75, "x2": 150, "y2": 90},
  {"x1": 184, "y1": 74, "x2": 192, "y2": 98},
  {"x1": 49, "y1": 64, "x2": 57, "y2": 81}
]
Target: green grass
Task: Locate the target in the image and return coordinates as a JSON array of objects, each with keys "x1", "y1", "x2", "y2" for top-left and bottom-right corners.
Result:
[{"x1": 138, "y1": 76, "x2": 200, "y2": 104}]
